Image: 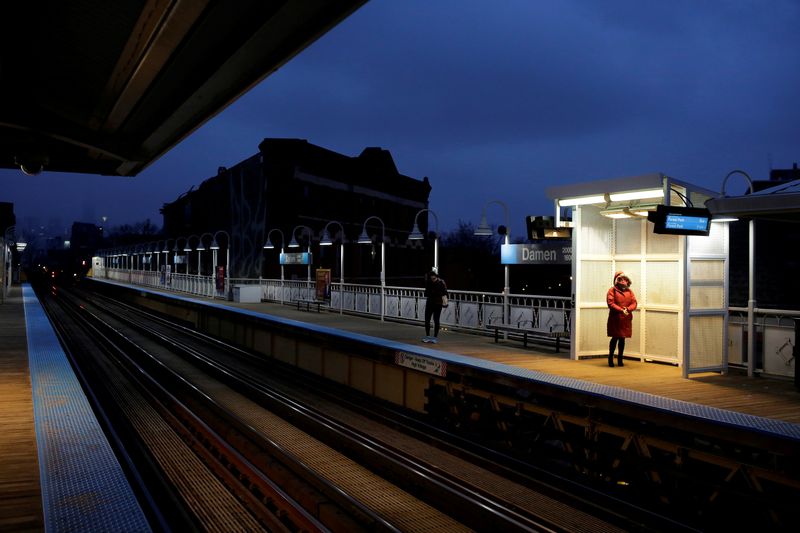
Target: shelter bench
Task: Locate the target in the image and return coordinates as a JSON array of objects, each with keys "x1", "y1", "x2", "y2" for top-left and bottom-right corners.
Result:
[
  {"x1": 487, "y1": 322, "x2": 569, "y2": 352},
  {"x1": 293, "y1": 298, "x2": 328, "y2": 313}
]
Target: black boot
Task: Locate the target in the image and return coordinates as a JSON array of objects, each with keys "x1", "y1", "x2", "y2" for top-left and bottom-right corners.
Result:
[
  {"x1": 608, "y1": 353, "x2": 615, "y2": 367},
  {"x1": 617, "y1": 356, "x2": 624, "y2": 367}
]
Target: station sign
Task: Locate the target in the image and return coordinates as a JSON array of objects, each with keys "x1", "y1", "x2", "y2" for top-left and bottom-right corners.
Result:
[
  {"x1": 395, "y1": 351, "x2": 447, "y2": 376},
  {"x1": 280, "y1": 252, "x2": 312, "y2": 265},
  {"x1": 501, "y1": 242, "x2": 572, "y2": 265}
]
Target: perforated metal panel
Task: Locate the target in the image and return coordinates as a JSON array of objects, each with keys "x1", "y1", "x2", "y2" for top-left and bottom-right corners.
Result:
[
  {"x1": 690, "y1": 315, "x2": 725, "y2": 368},
  {"x1": 644, "y1": 311, "x2": 679, "y2": 358},
  {"x1": 615, "y1": 218, "x2": 642, "y2": 255},
  {"x1": 645, "y1": 260, "x2": 680, "y2": 306},
  {"x1": 686, "y1": 223, "x2": 728, "y2": 373},
  {"x1": 578, "y1": 308, "x2": 610, "y2": 353},
  {"x1": 579, "y1": 206, "x2": 613, "y2": 255},
  {"x1": 579, "y1": 260, "x2": 612, "y2": 304},
  {"x1": 646, "y1": 226, "x2": 680, "y2": 254}
]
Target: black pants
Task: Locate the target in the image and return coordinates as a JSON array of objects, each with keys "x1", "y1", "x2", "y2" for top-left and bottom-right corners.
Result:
[
  {"x1": 609, "y1": 337, "x2": 625, "y2": 360},
  {"x1": 425, "y1": 303, "x2": 443, "y2": 337}
]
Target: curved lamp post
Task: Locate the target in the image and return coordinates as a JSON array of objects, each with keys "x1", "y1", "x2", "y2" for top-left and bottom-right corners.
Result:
[
  {"x1": 475, "y1": 199, "x2": 511, "y2": 327},
  {"x1": 264, "y1": 228, "x2": 286, "y2": 304},
  {"x1": 409, "y1": 208, "x2": 439, "y2": 273},
  {"x1": 2, "y1": 225, "x2": 15, "y2": 300},
  {"x1": 722, "y1": 170, "x2": 756, "y2": 377},
  {"x1": 358, "y1": 216, "x2": 386, "y2": 321},
  {"x1": 289, "y1": 225, "x2": 314, "y2": 294},
  {"x1": 320, "y1": 220, "x2": 346, "y2": 314},
  {"x1": 211, "y1": 230, "x2": 231, "y2": 297}
]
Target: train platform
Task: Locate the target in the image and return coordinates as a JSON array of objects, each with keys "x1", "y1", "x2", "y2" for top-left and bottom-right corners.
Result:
[
  {"x1": 3, "y1": 279, "x2": 800, "y2": 530},
  {"x1": 223, "y1": 295, "x2": 800, "y2": 427},
  {"x1": 0, "y1": 284, "x2": 150, "y2": 532}
]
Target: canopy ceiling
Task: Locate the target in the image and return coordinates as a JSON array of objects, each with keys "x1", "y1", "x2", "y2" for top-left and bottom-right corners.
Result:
[{"x1": 0, "y1": 0, "x2": 365, "y2": 177}]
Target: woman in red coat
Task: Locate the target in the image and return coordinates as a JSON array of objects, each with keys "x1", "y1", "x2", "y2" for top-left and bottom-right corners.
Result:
[{"x1": 607, "y1": 271, "x2": 637, "y2": 367}]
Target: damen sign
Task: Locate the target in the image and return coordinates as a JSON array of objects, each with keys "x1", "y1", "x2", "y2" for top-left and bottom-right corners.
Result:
[{"x1": 501, "y1": 242, "x2": 572, "y2": 265}]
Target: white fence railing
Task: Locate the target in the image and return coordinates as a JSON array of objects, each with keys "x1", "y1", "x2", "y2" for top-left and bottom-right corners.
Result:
[{"x1": 95, "y1": 267, "x2": 572, "y2": 336}]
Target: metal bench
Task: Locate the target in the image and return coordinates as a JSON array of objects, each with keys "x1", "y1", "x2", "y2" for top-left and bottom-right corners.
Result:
[
  {"x1": 293, "y1": 298, "x2": 327, "y2": 312},
  {"x1": 487, "y1": 321, "x2": 569, "y2": 352}
]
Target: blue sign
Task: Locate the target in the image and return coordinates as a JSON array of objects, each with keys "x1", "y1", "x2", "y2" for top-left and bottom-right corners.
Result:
[
  {"x1": 280, "y1": 252, "x2": 312, "y2": 265},
  {"x1": 664, "y1": 214, "x2": 708, "y2": 231},
  {"x1": 501, "y1": 242, "x2": 572, "y2": 265}
]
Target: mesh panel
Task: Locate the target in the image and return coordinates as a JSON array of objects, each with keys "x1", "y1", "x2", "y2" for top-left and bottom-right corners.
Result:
[
  {"x1": 646, "y1": 260, "x2": 680, "y2": 306},
  {"x1": 578, "y1": 308, "x2": 609, "y2": 353},
  {"x1": 615, "y1": 218, "x2": 642, "y2": 255},
  {"x1": 690, "y1": 260, "x2": 724, "y2": 280},
  {"x1": 580, "y1": 260, "x2": 612, "y2": 304},
  {"x1": 691, "y1": 286, "x2": 725, "y2": 309},
  {"x1": 644, "y1": 311, "x2": 679, "y2": 359},
  {"x1": 690, "y1": 315, "x2": 724, "y2": 368},
  {"x1": 689, "y1": 222, "x2": 726, "y2": 254},
  {"x1": 646, "y1": 224, "x2": 680, "y2": 254},
  {"x1": 580, "y1": 206, "x2": 613, "y2": 255}
]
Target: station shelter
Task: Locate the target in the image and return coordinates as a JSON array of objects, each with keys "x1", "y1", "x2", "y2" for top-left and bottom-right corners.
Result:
[{"x1": 547, "y1": 173, "x2": 726, "y2": 378}]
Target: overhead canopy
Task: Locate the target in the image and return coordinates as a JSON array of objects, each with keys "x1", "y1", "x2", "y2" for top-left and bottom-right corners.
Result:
[
  {"x1": 0, "y1": 0, "x2": 365, "y2": 177},
  {"x1": 706, "y1": 179, "x2": 800, "y2": 222}
]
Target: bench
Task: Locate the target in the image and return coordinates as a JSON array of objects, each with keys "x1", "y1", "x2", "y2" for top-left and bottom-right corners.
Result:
[
  {"x1": 294, "y1": 298, "x2": 328, "y2": 312},
  {"x1": 487, "y1": 322, "x2": 569, "y2": 352}
]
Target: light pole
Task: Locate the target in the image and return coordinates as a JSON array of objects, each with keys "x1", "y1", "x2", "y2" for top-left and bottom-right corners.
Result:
[
  {"x1": 161, "y1": 239, "x2": 173, "y2": 284},
  {"x1": 475, "y1": 199, "x2": 511, "y2": 327},
  {"x1": 722, "y1": 170, "x2": 756, "y2": 377},
  {"x1": 358, "y1": 216, "x2": 386, "y2": 321},
  {"x1": 320, "y1": 221, "x2": 346, "y2": 314},
  {"x1": 264, "y1": 229, "x2": 286, "y2": 304},
  {"x1": 289, "y1": 225, "x2": 314, "y2": 296},
  {"x1": 212, "y1": 230, "x2": 231, "y2": 297},
  {"x1": 409, "y1": 208, "x2": 440, "y2": 273},
  {"x1": 2, "y1": 225, "x2": 15, "y2": 300},
  {"x1": 198, "y1": 233, "x2": 213, "y2": 277}
]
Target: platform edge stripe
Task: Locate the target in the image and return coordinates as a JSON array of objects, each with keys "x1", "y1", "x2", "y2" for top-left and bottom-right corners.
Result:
[{"x1": 23, "y1": 284, "x2": 151, "y2": 532}]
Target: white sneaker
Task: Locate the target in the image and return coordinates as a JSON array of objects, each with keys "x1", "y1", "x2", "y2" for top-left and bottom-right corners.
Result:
[
  {"x1": 422, "y1": 336, "x2": 431, "y2": 343},
  {"x1": 430, "y1": 337, "x2": 438, "y2": 344}
]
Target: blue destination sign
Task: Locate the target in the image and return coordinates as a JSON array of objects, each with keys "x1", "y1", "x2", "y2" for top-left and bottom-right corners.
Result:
[
  {"x1": 664, "y1": 214, "x2": 708, "y2": 231},
  {"x1": 501, "y1": 242, "x2": 572, "y2": 265},
  {"x1": 280, "y1": 252, "x2": 312, "y2": 265}
]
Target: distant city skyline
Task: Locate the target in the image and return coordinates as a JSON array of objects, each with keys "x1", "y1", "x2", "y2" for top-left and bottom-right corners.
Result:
[{"x1": 3, "y1": 0, "x2": 799, "y2": 238}]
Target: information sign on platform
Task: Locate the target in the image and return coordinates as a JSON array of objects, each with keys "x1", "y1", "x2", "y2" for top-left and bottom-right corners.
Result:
[
  {"x1": 316, "y1": 268, "x2": 331, "y2": 300},
  {"x1": 394, "y1": 351, "x2": 447, "y2": 376}
]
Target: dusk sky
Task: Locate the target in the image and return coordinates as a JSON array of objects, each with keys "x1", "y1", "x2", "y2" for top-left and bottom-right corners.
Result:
[{"x1": 4, "y1": 0, "x2": 800, "y2": 238}]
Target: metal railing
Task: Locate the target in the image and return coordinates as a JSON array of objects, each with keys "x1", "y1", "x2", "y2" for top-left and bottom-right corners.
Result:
[
  {"x1": 94, "y1": 266, "x2": 572, "y2": 337},
  {"x1": 93, "y1": 266, "x2": 799, "y2": 376}
]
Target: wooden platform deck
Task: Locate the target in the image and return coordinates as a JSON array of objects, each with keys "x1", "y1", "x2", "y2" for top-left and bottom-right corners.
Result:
[
  {"x1": 234, "y1": 300, "x2": 800, "y2": 426},
  {"x1": 0, "y1": 285, "x2": 43, "y2": 531}
]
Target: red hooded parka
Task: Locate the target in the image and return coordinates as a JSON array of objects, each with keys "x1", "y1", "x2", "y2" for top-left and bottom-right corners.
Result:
[{"x1": 607, "y1": 271, "x2": 637, "y2": 338}]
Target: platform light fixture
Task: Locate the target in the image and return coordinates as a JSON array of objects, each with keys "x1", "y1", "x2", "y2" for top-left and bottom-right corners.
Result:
[{"x1": 608, "y1": 188, "x2": 664, "y2": 202}]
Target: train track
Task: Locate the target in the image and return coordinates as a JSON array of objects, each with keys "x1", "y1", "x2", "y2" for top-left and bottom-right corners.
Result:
[{"x1": 39, "y1": 283, "x2": 693, "y2": 532}]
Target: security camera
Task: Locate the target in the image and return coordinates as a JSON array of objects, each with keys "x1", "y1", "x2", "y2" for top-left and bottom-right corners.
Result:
[{"x1": 14, "y1": 153, "x2": 49, "y2": 176}]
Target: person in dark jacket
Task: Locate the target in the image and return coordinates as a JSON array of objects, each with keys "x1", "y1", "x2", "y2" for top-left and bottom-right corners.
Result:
[
  {"x1": 423, "y1": 270, "x2": 448, "y2": 343},
  {"x1": 607, "y1": 271, "x2": 637, "y2": 367}
]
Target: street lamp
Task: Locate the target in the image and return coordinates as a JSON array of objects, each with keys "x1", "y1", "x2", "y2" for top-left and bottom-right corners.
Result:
[
  {"x1": 212, "y1": 230, "x2": 231, "y2": 296},
  {"x1": 475, "y1": 199, "x2": 511, "y2": 327},
  {"x1": 2, "y1": 225, "x2": 15, "y2": 301},
  {"x1": 289, "y1": 225, "x2": 314, "y2": 294},
  {"x1": 409, "y1": 208, "x2": 440, "y2": 273},
  {"x1": 722, "y1": 170, "x2": 756, "y2": 377},
  {"x1": 359, "y1": 216, "x2": 386, "y2": 321},
  {"x1": 264, "y1": 228, "x2": 286, "y2": 303},
  {"x1": 320, "y1": 220, "x2": 346, "y2": 314}
]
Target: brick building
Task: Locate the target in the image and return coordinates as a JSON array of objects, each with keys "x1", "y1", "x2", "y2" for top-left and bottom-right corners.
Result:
[{"x1": 161, "y1": 138, "x2": 432, "y2": 284}]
